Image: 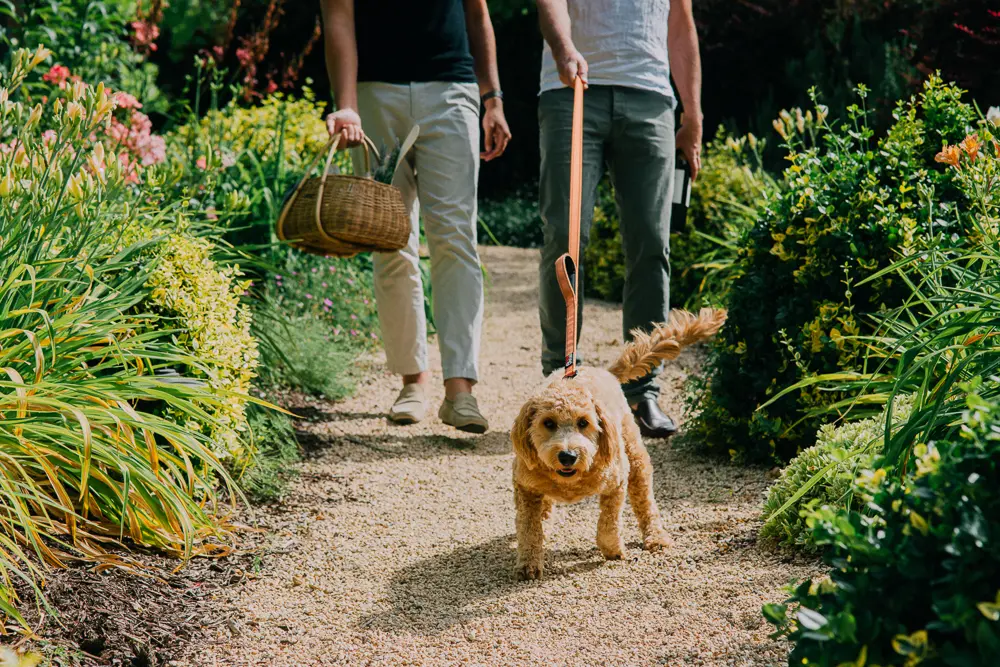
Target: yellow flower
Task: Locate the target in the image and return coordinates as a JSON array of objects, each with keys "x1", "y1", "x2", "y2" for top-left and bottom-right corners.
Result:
[
  {"x1": 66, "y1": 101, "x2": 85, "y2": 123},
  {"x1": 24, "y1": 103, "x2": 42, "y2": 131},
  {"x1": 28, "y1": 45, "x2": 51, "y2": 69},
  {"x1": 0, "y1": 172, "x2": 14, "y2": 197},
  {"x1": 66, "y1": 172, "x2": 84, "y2": 200},
  {"x1": 934, "y1": 145, "x2": 961, "y2": 167}
]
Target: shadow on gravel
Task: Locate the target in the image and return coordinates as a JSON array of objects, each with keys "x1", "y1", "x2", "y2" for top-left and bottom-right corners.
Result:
[
  {"x1": 296, "y1": 430, "x2": 513, "y2": 463},
  {"x1": 358, "y1": 535, "x2": 605, "y2": 634}
]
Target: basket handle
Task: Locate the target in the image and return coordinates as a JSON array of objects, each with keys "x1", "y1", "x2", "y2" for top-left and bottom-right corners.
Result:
[{"x1": 276, "y1": 130, "x2": 383, "y2": 246}]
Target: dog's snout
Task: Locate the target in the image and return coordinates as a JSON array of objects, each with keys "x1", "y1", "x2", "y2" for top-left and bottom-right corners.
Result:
[{"x1": 557, "y1": 450, "x2": 578, "y2": 466}]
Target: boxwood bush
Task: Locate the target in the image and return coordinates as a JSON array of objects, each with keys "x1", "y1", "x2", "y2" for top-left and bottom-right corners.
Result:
[
  {"x1": 687, "y1": 76, "x2": 975, "y2": 464},
  {"x1": 765, "y1": 389, "x2": 1000, "y2": 667}
]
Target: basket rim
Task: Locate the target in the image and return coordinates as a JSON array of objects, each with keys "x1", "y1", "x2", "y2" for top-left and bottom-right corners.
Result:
[{"x1": 298, "y1": 173, "x2": 401, "y2": 193}]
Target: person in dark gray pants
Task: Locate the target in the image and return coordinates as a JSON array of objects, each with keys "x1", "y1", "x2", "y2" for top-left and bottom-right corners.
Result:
[{"x1": 536, "y1": 0, "x2": 704, "y2": 438}]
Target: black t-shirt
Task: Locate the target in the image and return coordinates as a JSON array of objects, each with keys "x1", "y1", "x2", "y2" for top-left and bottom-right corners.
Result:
[{"x1": 355, "y1": 0, "x2": 476, "y2": 84}]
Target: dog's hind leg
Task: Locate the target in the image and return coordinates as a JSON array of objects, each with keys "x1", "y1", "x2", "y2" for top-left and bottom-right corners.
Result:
[
  {"x1": 624, "y1": 420, "x2": 674, "y2": 551},
  {"x1": 515, "y1": 485, "x2": 547, "y2": 580},
  {"x1": 597, "y1": 485, "x2": 626, "y2": 560}
]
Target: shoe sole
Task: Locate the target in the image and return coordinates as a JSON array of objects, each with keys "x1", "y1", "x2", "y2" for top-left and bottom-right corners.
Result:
[
  {"x1": 388, "y1": 414, "x2": 421, "y2": 425},
  {"x1": 448, "y1": 421, "x2": 488, "y2": 435}
]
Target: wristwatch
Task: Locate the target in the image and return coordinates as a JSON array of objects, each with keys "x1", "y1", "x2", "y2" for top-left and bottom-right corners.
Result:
[{"x1": 481, "y1": 90, "x2": 504, "y2": 104}]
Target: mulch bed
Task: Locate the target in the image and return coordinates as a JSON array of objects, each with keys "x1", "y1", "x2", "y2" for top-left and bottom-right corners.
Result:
[{"x1": 8, "y1": 541, "x2": 263, "y2": 667}]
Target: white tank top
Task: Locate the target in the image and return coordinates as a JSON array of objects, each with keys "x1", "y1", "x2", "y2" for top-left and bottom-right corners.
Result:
[{"x1": 539, "y1": 0, "x2": 675, "y2": 101}]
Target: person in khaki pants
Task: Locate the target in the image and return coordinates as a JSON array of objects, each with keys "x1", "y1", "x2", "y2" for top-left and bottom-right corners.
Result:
[{"x1": 319, "y1": 0, "x2": 510, "y2": 433}]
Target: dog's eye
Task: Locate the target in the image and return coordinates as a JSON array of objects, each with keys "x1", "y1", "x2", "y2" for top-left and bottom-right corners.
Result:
[
  {"x1": 577, "y1": 418, "x2": 589, "y2": 429},
  {"x1": 542, "y1": 418, "x2": 556, "y2": 430}
]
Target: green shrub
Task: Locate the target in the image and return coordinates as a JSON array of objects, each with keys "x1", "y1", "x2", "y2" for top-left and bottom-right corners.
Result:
[
  {"x1": 3, "y1": 0, "x2": 165, "y2": 114},
  {"x1": 478, "y1": 193, "x2": 544, "y2": 248},
  {"x1": 583, "y1": 181, "x2": 625, "y2": 301},
  {"x1": 240, "y1": 403, "x2": 300, "y2": 503},
  {"x1": 254, "y1": 311, "x2": 359, "y2": 400},
  {"x1": 765, "y1": 389, "x2": 1000, "y2": 667},
  {"x1": 760, "y1": 396, "x2": 914, "y2": 550},
  {"x1": 147, "y1": 232, "x2": 259, "y2": 463},
  {"x1": 584, "y1": 130, "x2": 776, "y2": 306},
  {"x1": 688, "y1": 76, "x2": 975, "y2": 464}
]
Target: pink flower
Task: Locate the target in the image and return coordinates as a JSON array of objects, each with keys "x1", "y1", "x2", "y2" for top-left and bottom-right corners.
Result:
[
  {"x1": 114, "y1": 91, "x2": 142, "y2": 110},
  {"x1": 41, "y1": 130, "x2": 57, "y2": 146},
  {"x1": 305, "y1": 293, "x2": 313, "y2": 299},
  {"x1": 235, "y1": 48, "x2": 252, "y2": 67},
  {"x1": 321, "y1": 282, "x2": 328, "y2": 288},
  {"x1": 265, "y1": 79, "x2": 278, "y2": 95},
  {"x1": 196, "y1": 156, "x2": 207, "y2": 170},
  {"x1": 131, "y1": 20, "x2": 160, "y2": 51},
  {"x1": 42, "y1": 64, "x2": 70, "y2": 86},
  {"x1": 275, "y1": 275, "x2": 283, "y2": 280},
  {"x1": 370, "y1": 333, "x2": 378, "y2": 340},
  {"x1": 350, "y1": 314, "x2": 358, "y2": 320},
  {"x1": 323, "y1": 298, "x2": 333, "y2": 307}
]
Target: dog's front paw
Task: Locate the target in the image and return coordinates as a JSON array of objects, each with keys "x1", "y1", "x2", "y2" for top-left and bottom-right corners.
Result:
[
  {"x1": 598, "y1": 541, "x2": 625, "y2": 560},
  {"x1": 643, "y1": 531, "x2": 674, "y2": 552},
  {"x1": 516, "y1": 561, "x2": 544, "y2": 581}
]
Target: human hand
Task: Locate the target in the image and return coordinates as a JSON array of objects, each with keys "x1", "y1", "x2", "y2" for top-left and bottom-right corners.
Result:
[
  {"x1": 481, "y1": 99, "x2": 512, "y2": 162},
  {"x1": 325, "y1": 108, "x2": 364, "y2": 148},
  {"x1": 676, "y1": 119, "x2": 703, "y2": 180},
  {"x1": 554, "y1": 46, "x2": 588, "y2": 88}
]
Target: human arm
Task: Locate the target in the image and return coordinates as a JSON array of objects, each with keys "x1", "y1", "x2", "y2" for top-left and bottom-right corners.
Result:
[
  {"x1": 668, "y1": 0, "x2": 703, "y2": 178},
  {"x1": 319, "y1": 0, "x2": 364, "y2": 146},
  {"x1": 464, "y1": 0, "x2": 511, "y2": 161},
  {"x1": 535, "y1": 0, "x2": 588, "y2": 87}
]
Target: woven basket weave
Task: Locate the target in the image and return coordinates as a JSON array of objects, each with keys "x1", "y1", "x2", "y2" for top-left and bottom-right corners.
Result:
[{"x1": 276, "y1": 133, "x2": 409, "y2": 257}]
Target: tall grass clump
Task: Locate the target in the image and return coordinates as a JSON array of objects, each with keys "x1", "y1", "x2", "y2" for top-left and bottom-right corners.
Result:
[{"x1": 0, "y1": 47, "x2": 240, "y2": 627}]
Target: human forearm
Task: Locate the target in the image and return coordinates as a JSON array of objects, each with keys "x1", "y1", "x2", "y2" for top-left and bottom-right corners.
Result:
[
  {"x1": 464, "y1": 0, "x2": 500, "y2": 96},
  {"x1": 320, "y1": 0, "x2": 358, "y2": 111},
  {"x1": 536, "y1": 0, "x2": 574, "y2": 58},
  {"x1": 668, "y1": 0, "x2": 702, "y2": 123}
]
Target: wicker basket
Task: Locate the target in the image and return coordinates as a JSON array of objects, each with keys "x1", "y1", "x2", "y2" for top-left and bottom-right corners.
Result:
[{"x1": 276, "y1": 133, "x2": 409, "y2": 257}]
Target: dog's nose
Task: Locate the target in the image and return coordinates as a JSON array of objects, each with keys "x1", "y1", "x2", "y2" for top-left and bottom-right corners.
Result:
[{"x1": 557, "y1": 450, "x2": 578, "y2": 466}]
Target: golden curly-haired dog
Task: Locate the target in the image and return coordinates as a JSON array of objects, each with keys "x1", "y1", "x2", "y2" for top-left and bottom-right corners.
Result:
[{"x1": 511, "y1": 308, "x2": 727, "y2": 580}]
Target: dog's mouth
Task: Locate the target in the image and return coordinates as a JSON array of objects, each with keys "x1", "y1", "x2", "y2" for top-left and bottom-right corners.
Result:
[{"x1": 556, "y1": 468, "x2": 577, "y2": 478}]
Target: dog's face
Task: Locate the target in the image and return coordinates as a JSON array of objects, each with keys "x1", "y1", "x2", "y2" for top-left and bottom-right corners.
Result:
[{"x1": 512, "y1": 384, "x2": 619, "y2": 478}]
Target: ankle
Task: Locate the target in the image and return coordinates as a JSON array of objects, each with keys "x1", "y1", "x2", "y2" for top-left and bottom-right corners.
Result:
[
  {"x1": 444, "y1": 377, "x2": 474, "y2": 400},
  {"x1": 402, "y1": 372, "x2": 430, "y2": 387}
]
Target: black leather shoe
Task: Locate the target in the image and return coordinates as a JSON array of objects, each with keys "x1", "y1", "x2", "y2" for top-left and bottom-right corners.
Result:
[{"x1": 631, "y1": 399, "x2": 678, "y2": 439}]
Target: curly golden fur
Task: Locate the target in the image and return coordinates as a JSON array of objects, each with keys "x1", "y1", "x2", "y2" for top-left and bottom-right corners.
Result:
[{"x1": 511, "y1": 308, "x2": 727, "y2": 580}]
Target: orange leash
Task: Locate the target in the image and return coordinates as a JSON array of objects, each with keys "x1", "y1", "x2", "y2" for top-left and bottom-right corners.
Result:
[{"x1": 555, "y1": 76, "x2": 585, "y2": 379}]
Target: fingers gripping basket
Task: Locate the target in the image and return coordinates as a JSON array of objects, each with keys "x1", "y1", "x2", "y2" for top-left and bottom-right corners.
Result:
[{"x1": 276, "y1": 133, "x2": 409, "y2": 257}]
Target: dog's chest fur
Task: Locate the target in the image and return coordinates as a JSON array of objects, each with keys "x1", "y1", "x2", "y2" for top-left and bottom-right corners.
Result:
[{"x1": 514, "y1": 454, "x2": 629, "y2": 504}]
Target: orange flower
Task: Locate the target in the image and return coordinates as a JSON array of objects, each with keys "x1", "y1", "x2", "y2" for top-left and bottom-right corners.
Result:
[
  {"x1": 934, "y1": 145, "x2": 961, "y2": 167},
  {"x1": 959, "y1": 133, "x2": 981, "y2": 161}
]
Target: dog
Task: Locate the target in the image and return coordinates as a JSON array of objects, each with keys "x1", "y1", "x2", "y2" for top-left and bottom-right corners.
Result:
[{"x1": 510, "y1": 308, "x2": 727, "y2": 580}]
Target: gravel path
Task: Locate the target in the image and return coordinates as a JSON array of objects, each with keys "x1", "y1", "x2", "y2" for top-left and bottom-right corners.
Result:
[{"x1": 184, "y1": 246, "x2": 815, "y2": 667}]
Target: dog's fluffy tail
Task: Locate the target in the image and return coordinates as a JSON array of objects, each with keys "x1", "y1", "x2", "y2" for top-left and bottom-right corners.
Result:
[{"x1": 607, "y1": 308, "x2": 728, "y2": 384}]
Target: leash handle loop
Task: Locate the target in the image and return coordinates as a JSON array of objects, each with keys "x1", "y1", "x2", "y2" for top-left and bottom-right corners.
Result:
[{"x1": 555, "y1": 76, "x2": 585, "y2": 379}]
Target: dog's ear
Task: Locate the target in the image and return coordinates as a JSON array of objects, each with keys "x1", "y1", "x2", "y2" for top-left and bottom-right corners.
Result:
[
  {"x1": 511, "y1": 400, "x2": 540, "y2": 470},
  {"x1": 593, "y1": 399, "x2": 622, "y2": 469}
]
